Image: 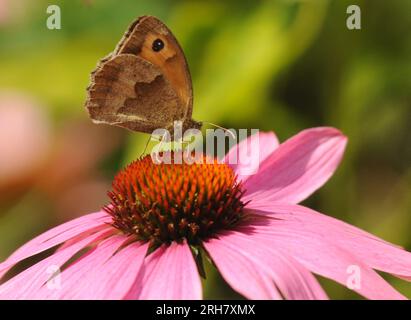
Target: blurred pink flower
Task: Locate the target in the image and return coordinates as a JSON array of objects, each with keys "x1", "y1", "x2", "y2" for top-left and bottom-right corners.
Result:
[
  {"x1": 0, "y1": 0, "x2": 30, "y2": 26},
  {"x1": 1, "y1": 127, "x2": 411, "y2": 300},
  {"x1": 37, "y1": 121, "x2": 123, "y2": 221},
  {"x1": 0, "y1": 93, "x2": 51, "y2": 191},
  {"x1": 0, "y1": 0, "x2": 10, "y2": 25}
]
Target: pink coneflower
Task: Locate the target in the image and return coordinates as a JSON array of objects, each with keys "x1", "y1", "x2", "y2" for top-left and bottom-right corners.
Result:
[{"x1": 1, "y1": 127, "x2": 411, "y2": 300}]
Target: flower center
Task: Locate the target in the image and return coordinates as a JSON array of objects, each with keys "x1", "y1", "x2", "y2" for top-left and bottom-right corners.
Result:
[{"x1": 105, "y1": 153, "x2": 246, "y2": 247}]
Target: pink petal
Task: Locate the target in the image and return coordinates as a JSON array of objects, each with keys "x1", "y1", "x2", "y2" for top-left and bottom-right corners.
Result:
[
  {"x1": 223, "y1": 131, "x2": 279, "y2": 182},
  {"x1": 204, "y1": 232, "x2": 327, "y2": 300},
  {"x1": 126, "y1": 241, "x2": 202, "y2": 300},
  {"x1": 0, "y1": 211, "x2": 111, "y2": 279},
  {"x1": 0, "y1": 228, "x2": 114, "y2": 299},
  {"x1": 243, "y1": 127, "x2": 347, "y2": 204},
  {"x1": 37, "y1": 236, "x2": 148, "y2": 299},
  {"x1": 248, "y1": 203, "x2": 411, "y2": 281},
  {"x1": 205, "y1": 239, "x2": 282, "y2": 299},
  {"x1": 240, "y1": 209, "x2": 406, "y2": 300}
]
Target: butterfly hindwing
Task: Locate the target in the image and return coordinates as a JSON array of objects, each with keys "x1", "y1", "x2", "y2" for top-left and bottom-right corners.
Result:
[{"x1": 86, "y1": 54, "x2": 183, "y2": 133}]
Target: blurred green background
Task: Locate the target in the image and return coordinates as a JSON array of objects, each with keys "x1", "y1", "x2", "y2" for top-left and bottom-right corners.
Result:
[{"x1": 0, "y1": 0, "x2": 410, "y2": 299}]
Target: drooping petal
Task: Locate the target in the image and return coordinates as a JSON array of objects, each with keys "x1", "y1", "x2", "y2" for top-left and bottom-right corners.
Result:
[
  {"x1": 126, "y1": 241, "x2": 202, "y2": 300},
  {"x1": 247, "y1": 203, "x2": 411, "y2": 281},
  {"x1": 0, "y1": 211, "x2": 111, "y2": 279},
  {"x1": 205, "y1": 238, "x2": 281, "y2": 299},
  {"x1": 240, "y1": 210, "x2": 406, "y2": 300},
  {"x1": 243, "y1": 127, "x2": 347, "y2": 204},
  {"x1": 0, "y1": 228, "x2": 114, "y2": 299},
  {"x1": 224, "y1": 131, "x2": 279, "y2": 182},
  {"x1": 204, "y1": 232, "x2": 328, "y2": 300},
  {"x1": 36, "y1": 236, "x2": 148, "y2": 299}
]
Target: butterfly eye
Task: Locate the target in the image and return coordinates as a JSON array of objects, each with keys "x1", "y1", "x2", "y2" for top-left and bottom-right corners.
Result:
[{"x1": 152, "y1": 39, "x2": 164, "y2": 52}]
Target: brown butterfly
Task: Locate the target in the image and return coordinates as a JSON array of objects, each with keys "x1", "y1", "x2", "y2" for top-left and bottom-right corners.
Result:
[{"x1": 85, "y1": 15, "x2": 202, "y2": 136}]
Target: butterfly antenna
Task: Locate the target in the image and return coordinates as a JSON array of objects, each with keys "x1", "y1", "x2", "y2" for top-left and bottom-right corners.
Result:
[
  {"x1": 140, "y1": 135, "x2": 152, "y2": 158},
  {"x1": 203, "y1": 121, "x2": 236, "y2": 139}
]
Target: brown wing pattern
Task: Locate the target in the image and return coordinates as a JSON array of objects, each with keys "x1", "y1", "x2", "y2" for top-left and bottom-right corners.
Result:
[
  {"x1": 85, "y1": 16, "x2": 201, "y2": 134},
  {"x1": 86, "y1": 54, "x2": 183, "y2": 133}
]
